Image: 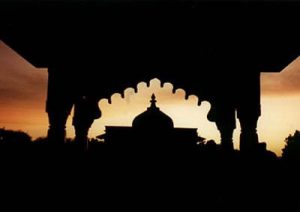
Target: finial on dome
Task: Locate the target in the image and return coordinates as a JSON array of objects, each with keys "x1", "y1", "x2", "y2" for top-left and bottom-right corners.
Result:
[
  {"x1": 132, "y1": 93, "x2": 173, "y2": 128},
  {"x1": 150, "y1": 94, "x2": 157, "y2": 108}
]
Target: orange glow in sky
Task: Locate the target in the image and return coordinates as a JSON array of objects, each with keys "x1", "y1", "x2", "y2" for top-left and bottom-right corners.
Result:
[{"x1": 0, "y1": 40, "x2": 299, "y2": 156}]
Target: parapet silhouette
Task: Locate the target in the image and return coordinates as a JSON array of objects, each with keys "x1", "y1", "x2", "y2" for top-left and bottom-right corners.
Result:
[{"x1": 1, "y1": 1, "x2": 300, "y2": 152}]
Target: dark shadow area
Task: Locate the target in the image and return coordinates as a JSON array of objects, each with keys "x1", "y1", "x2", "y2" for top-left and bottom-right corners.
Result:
[
  {"x1": 0, "y1": 131, "x2": 299, "y2": 211},
  {"x1": 0, "y1": 0, "x2": 300, "y2": 211}
]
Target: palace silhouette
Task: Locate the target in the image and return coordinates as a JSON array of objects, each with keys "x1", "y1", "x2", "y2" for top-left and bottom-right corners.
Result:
[
  {"x1": 1, "y1": 1, "x2": 299, "y2": 154},
  {"x1": 0, "y1": 2, "x2": 300, "y2": 211},
  {"x1": 98, "y1": 94, "x2": 203, "y2": 149}
]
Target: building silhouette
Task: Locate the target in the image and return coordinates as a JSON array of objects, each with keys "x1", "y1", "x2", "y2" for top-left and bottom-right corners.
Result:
[
  {"x1": 1, "y1": 1, "x2": 299, "y2": 152},
  {"x1": 98, "y1": 94, "x2": 203, "y2": 150}
]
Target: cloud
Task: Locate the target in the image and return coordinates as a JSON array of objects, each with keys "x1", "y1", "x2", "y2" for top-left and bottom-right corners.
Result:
[
  {"x1": 261, "y1": 57, "x2": 300, "y2": 96},
  {"x1": 0, "y1": 41, "x2": 47, "y2": 105}
]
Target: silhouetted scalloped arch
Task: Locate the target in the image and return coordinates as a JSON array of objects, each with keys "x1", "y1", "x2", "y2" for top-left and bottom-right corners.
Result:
[{"x1": 98, "y1": 78, "x2": 214, "y2": 122}]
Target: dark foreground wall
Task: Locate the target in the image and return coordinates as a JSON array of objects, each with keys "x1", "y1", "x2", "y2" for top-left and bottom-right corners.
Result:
[{"x1": 0, "y1": 142, "x2": 299, "y2": 212}]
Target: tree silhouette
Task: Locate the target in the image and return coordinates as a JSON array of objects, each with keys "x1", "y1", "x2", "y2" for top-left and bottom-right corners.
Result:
[
  {"x1": 282, "y1": 130, "x2": 300, "y2": 163},
  {"x1": 0, "y1": 128, "x2": 31, "y2": 145}
]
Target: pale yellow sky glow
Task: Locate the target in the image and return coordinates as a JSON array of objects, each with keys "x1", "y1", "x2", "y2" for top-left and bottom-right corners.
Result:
[
  {"x1": 0, "y1": 41, "x2": 299, "y2": 156},
  {"x1": 88, "y1": 79, "x2": 220, "y2": 144}
]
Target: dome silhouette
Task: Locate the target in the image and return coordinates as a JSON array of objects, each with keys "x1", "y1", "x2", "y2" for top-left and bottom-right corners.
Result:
[
  {"x1": 132, "y1": 94, "x2": 174, "y2": 130},
  {"x1": 98, "y1": 93, "x2": 200, "y2": 148}
]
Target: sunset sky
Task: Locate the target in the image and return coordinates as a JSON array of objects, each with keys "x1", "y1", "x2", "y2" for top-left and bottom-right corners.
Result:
[{"x1": 0, "y1": 40, "x2": 299, "y2": 156}]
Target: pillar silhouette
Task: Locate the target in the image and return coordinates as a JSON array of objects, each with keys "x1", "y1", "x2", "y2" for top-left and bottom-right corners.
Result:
[
  {"x1": 239, "y1": 116, "x2": 259, "y2": 151},
  {"x1": 73, "y1": 96, "x2": 101, "y2": 150},
  {"x1": 215, "y1": 106, "x2": 236, "y2": 151},
  {"x1": 237, "y1": 72, "x2": 261, "y2": 152},
  {"x1": 46, "y1": 67, "x2": 73, "y2": 145}
]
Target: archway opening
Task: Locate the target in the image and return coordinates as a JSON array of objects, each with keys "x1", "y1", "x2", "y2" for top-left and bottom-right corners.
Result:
[{"x1": 86, "y1": 78, "x2": 224, "y2": 146}]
